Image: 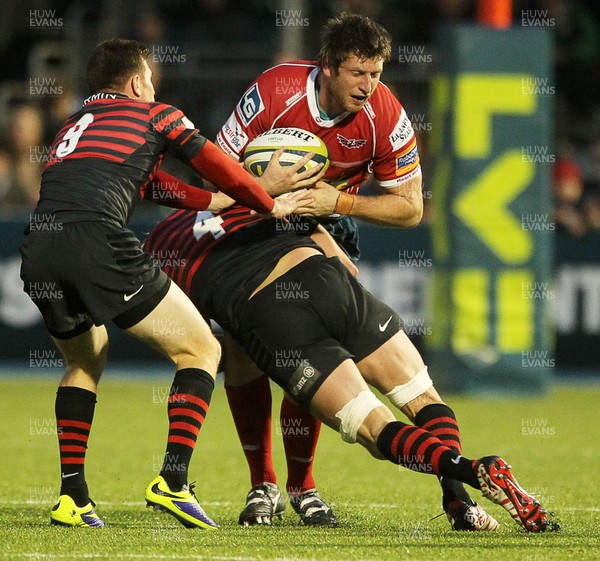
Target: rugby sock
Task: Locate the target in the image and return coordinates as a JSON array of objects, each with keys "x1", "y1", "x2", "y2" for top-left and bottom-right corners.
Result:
[
  {"x1": 376, "y1": 421, "x2": 480, "y2": 489},
  {"x1": 414, "y1": 404, "x2": 472, "y2": 509},
  {"x1": 280, "y1": 396, "x2": 320, "y2": 495},
  {"x1": 160, "y1": 368, "x2": 214, "y2": 491},
  {"x1": 55, "y1": 386, "x2": 96, "y2": 507},
  {"x1": 224, "y1": 375, "x2": 277, "y2": 486},
  {"x1": 415, "y1": 404, "x2": 462, "y2": 453}
]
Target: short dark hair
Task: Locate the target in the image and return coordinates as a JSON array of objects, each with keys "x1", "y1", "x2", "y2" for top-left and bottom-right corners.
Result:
[
  {"x1": 318, "y1": 12, "x2": 392, "y2": 72},
  {"x1": 86, "y1": 39, "x2": 151, "y2": 94}
]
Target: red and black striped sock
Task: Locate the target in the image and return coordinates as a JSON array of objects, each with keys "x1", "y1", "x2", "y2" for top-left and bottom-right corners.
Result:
[
  {"x1": 376, "y1": 421, "x2": 480, "y2": 489},
  {"x1": 160, "y1": 368, "x2": 214, "y2": 491},
  {"x1": 415, "y1": 404, "x2": 471, "y2": 508},
  {"x1": 280, "y1": 395, "x2": 321, "y2": 496},
  {"x1": 415, "y1": 403, "x2": 462, "y2": 453},
  {"x1": 55, "y1": 386, "x2": 96, "y2": 507}
]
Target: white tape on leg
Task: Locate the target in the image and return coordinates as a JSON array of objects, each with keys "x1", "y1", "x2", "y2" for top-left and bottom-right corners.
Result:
[
  {"x1": 385, "y1": 367, "x2": 433, "y2": 409},
  {"x1": 334, "y1": 390, "x2": 385, "y2": 444}
]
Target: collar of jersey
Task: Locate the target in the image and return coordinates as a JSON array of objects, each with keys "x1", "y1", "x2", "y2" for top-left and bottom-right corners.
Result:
[
  {"x1": 83, "y1": 92, "x2": 130, "y2": 105},
  {"x1": 314, "y1": 83, "x2": 331, "y2": 121},
  {"x1": 306, "y1": 67, "x2": 350, "y2": 128}
]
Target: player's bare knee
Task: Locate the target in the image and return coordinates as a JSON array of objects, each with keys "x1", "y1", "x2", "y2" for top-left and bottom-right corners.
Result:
[
  {"x1": 401, "y1": 387, "x2": 443, "y2": 421},
  {"x1": 173, "y1": 331, "x2": 221, "y2": 373}
]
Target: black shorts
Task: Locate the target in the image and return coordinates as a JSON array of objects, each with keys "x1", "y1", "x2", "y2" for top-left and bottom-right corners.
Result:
[
  {"x1": 20, "y1": 221, "x2": 170, "y2": 339},
  {"x1": 235, "y1": 255, "x2": 402, "y2": 405}
]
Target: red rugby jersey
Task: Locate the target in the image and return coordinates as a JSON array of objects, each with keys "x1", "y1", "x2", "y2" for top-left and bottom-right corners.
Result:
[{"x1": 216, "y1": 61, "x2": 421, "y2": 194}]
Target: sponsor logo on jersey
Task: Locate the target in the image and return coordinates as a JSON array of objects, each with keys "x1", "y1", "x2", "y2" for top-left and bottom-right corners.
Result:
[
  {"x1": 389, "y1": 109, "x2": 414, "y2": 151},
  {"x1": 181, "y1": 116, "x2": 195, "y2": 129},
  {"x1": 221, "y1": 113, "x2": 248, "y2": 152},
  {"x1": 337, "y1": 134, "x2": 367, "y2": 149},
  {"x1": 395, "y1": 138, "x2": 420, "y2": 177},
  {"x1": 285, "y1": 91, "x2": 304, "y2": 106},
  {"x1": 237, "y1": 83, "x2": 264, "y2": 126}
]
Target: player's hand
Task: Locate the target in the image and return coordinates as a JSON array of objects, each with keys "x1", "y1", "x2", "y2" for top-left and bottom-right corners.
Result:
[
  {"x1": 207, "y1": 191, "x2": 235, "y2": 213},
  {"x1": 258, "y1": 189, "x2": 315, "y2": 219},
  {"x1": 293, "y1": 180, "x2": 340, "y2": 216},
  {"x1": 258, "y1": 147, "x2": 326, "y2": 196}
]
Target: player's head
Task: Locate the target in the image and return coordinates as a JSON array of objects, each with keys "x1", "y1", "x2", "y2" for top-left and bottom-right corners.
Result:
[
  {"x1": 317, "y1": 13, "x2": 392, "y2": 114},
  {"x1": 86, "y1": 39, "x2": 155, "y2": 102}
]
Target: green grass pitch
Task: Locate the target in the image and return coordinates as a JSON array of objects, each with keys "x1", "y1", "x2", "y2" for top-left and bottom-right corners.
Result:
[{"x1": 0, "y1": 374, "x2": 598, "y2": 560}]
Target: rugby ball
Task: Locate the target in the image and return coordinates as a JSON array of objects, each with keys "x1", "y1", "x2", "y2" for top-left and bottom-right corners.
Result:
[{"x1": 242, "y1": 127, "x2": 329, "y2": 177}]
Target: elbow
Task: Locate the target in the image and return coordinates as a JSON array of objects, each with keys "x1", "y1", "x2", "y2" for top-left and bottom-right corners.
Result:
[
  {"x1": 395, "y1": 176, "x2": 423, "y2": 228},
  {"x1": 401, "y1": 198, "x2": 423, "y2": 228}
]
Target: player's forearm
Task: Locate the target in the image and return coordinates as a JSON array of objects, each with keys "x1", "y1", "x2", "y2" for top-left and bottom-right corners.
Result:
[
  {"x1": 144, "y1": 169, "x2": 212, "y2": 210},
  {"x1": 349, "y1": 192, "x2": 423, "y2": 227},
  {"x1": 344, "y1": 177, "x2": 423, "y2": 227},
  {"x1": 189, "y1": 140, "x2": 275, "y2": 214}
]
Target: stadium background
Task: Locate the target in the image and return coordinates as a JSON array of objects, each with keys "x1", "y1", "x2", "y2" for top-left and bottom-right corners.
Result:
[{"x1": 1, "y1": 0, "x2": 599, "y2": 387}]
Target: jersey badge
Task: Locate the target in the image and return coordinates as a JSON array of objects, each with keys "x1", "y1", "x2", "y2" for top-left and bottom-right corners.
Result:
[
  {"x1": 237, "y1": 83, "x2": 265, "y2": 126},
  {"x1": 181, "y1": 116, "x2": 195, "y2": 129},
  {"x1": 337, "y1": 134, "x2": 367, "y2": 149}
]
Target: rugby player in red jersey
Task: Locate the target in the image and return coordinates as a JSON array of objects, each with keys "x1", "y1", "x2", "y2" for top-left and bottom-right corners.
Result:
[
  {"x1": 143, "y1": 204, "x2": 559, "y2": 534},
  {"x1": 212, "y1": 13, "x2": 495, "y2": 530},
  {"x1": 19, "y1": 39, "x2": 308, "y2": 529}
]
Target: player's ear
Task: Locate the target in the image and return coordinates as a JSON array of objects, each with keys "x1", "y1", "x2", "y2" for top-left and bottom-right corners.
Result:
[{"x1": 130, "y1": 73, "x2": 142, "y2": 98}]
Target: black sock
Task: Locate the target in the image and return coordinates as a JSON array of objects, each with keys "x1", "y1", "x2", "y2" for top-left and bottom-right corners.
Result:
[
  {"x1": 55, "y1": 386, "x2": 96, "y2": 507},
  {"x1": 414, "y1": 404, "x2": 472, "y2": 509},
  {"x1": 160, "y1": 368, "x2": 214, "y2": 491}
]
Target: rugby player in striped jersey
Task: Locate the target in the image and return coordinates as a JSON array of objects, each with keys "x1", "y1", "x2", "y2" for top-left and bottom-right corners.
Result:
[{"x1": 20, "y1": 38, "x2": 309, "y2": 529}]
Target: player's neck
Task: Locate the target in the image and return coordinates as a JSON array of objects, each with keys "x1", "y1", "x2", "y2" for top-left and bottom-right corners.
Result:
[{"x1": 316, "y1": 73, "x2": 343, "y2": 118}]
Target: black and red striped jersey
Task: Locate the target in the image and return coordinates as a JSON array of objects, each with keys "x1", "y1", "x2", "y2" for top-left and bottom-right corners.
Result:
[
  {"x1": 143, "y1": 206, "x2": 262, "y2": 295},
  {"x1": 35, "y1": 92, "x2": 209, "y2": 226},
  {"x1": 144, "y1": 206, "x2": 319, "y2": 333}
]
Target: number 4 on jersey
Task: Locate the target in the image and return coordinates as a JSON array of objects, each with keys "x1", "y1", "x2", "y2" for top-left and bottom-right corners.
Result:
[
  {"x1": 193, "y1": 211, "x2": 226, "y2": 240},
  {"x1": 56, "y1": 113, "x2": 94, "y2": 158}
]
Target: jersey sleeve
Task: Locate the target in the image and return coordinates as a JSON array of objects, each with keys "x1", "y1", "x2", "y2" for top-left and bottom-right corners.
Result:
[
  {"x1": 216, "y1": 72, "x2": 273, "y2": 160},
  {"x1": 149, "y1": 102, "x2": 274, "y2": 214},
  {"x1": 372, "y1": 87, "x2": 422, "y2": 189},
  {"x1": 149, "y1": 103, "x2": 208, "y2": 161},
  {"x1": 142, "y1": 169, "x2": 212, "y2": 211}
]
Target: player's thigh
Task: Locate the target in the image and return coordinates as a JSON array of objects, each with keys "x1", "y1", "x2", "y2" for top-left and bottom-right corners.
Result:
[
  {"x1": 223, "y1": 332, "x2": 265, "y2": 386},
  {"x1": 126, "y1": 281, "x2": 220, "y2": 373},
  {"x1": 309, "y1": 358, "x2": 396, "y2": 450},
  {"x1": 52, "y1": 324, "x2": 109, "y2": 379},
  {"x1": 356, "y1": 330, "x2": 427, "y2": 391}
]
